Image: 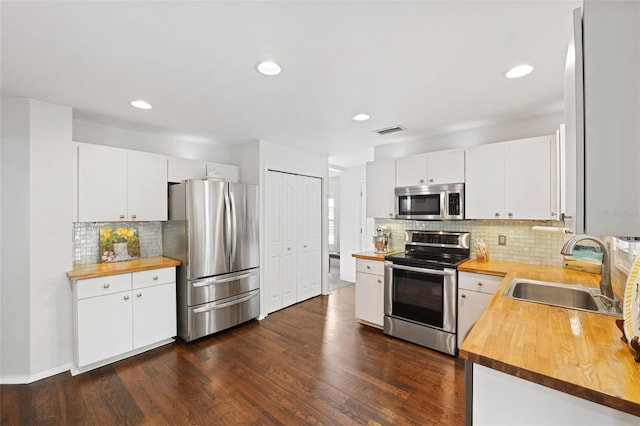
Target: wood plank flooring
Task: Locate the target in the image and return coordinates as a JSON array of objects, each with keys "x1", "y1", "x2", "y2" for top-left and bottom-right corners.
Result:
[{"x1": 1, "y1": 285, "x2": 465, "y2": 425}]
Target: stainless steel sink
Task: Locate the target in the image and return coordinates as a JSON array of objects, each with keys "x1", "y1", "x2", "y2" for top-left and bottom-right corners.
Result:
[{"x1": 503, "y1": 278, "x2": 622, "y2": 317}]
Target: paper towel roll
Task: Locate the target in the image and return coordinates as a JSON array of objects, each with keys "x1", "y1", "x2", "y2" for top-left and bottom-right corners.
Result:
[{"x1": 531, "y1": 226, "x2": 574, "y2": 235}]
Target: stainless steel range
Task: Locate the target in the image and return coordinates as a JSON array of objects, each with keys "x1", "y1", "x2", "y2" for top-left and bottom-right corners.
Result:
[{"x1": 384, "y1": 230, "x2": 470, "y2": 355}]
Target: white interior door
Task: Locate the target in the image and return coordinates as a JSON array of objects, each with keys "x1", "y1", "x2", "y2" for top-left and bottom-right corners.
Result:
[{"x1": 297, "y1": 175, "x2": 322, "y2": 301}]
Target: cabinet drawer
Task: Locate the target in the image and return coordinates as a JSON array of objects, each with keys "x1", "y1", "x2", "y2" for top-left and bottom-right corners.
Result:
[
  {"x1": 356, "y1": 259, "x2": 384, "y2": 276},
  {"x1": 76, "y1": 273, "x2": 131, "y2": 300},
  {"x1": 458, "y1": 272, "x2": 503, "y2": 294},
  {"x1": 132, "y1": 267, "x2": 175, "y2": 289}
]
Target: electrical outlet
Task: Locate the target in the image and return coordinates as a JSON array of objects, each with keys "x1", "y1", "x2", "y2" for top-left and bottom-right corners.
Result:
[{"x1": 498, "y1": 235, "x2": 507, "y2": 246}]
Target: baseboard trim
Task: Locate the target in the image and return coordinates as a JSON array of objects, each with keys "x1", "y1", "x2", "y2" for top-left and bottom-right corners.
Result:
[{"x1": 0, "y1": 363, "x2": 72, "y2": 384}]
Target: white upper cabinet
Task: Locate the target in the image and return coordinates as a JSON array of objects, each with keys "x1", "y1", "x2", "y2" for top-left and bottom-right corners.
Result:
[
  {"x1": 396, "y1": 155, "x2": 428, "y2": 187},
  {"x1": 466, "y1": 142, "x2": 506, "y2": 219},
  {"x1": 76, "y1": 143, "x2": 167, "y2": 222},
  {"x1": 505, "y1": 135, "x2": 555, "y2": 220},
  {"x1": 366, "y1": 159, "x2": 396, "y2": 219},
  {"x1": 126, "y1": 150, "x2": 168, "y2": 221},
  {"x1": 395, "y1": 149, "x2": 465, "y2": 187},
  {"x1": 582, "y1": 1, "x2": 640, "y2": 236},
  {"x1": 427, "y1": 150, "x2": 465, "y2": 185},
  {"x1": 466, "y1": 136, "x2": 557, "y2": 220}
]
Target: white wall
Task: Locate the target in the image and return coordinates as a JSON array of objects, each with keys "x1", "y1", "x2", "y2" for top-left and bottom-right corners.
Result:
[
  {"x1": 229, "y1": 140, "x2": 260, "y2": 185},
  {"x1": 0, "y1": 97, "x2": 73, "y2": 383},
  {"x1": 73, "y1": 118, "x2": 232, "y2": 163},
  {"x1": 374, "y1": 111, "x2": 564, "y2": 159},
  {"x1": 339, "y1": 165, "x2": 366, "y2": 283},
  {"x1": 1, "y1": 96, "x2": 31, "y2": 379},
  {"x1": 29, "y1": 100, "x2": 73, "y2": 376}
]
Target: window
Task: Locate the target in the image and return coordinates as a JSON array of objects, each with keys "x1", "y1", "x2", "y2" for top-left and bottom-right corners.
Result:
[{"x1": 613, "y1": 237, "x2": 640, "y2": 273}]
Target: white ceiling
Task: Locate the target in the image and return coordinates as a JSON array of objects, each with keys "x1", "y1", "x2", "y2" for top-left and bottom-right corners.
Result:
[{"x1": 1, "y1": 1, "x2": 580, "y2": 167}]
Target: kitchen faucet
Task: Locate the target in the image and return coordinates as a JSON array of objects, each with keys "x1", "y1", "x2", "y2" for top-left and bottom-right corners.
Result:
[{"x1": 560, "y1": 235, "x2": 620, "y2": 311}]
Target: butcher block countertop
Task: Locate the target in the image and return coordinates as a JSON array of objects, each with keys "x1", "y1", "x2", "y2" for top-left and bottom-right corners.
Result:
[
  {"x1": 458, "y1": 260, "x2": 640, "y2": 417},
  {"x1": 66, "y1": 256, "x2": 180, "y2": 281},
  {"x1": 352, "y1": 250, "x2": 402, "y2": 262}
]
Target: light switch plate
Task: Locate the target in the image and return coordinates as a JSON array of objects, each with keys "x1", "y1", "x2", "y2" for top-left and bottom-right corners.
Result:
[{"x1": 498, "y1": 235, "x2": 507, "y2": 246}]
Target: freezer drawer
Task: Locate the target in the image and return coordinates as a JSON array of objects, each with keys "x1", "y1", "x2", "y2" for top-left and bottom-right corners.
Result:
[
  {"x1": 183, "y1": 289, "x2": 260, "y2": 341},
  {"x1": 187, "y1": 268, "x2": 260, "y2": 306}
]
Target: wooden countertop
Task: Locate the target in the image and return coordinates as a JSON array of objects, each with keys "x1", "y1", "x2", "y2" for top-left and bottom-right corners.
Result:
[
  {"x1": 67, "y1": 256, "x2": 180, "y2": 281},
  {"x1": 458, "y1": 260, "x2": 640, "y2": 417},
  {"x1": 352, "y1": 250, "x2": 401, "y2": 262}
]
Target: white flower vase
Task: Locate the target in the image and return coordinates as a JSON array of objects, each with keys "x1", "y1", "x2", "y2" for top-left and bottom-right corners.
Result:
[{"x1": 114, "y1": 242, "x2": 128, "y2": 259}]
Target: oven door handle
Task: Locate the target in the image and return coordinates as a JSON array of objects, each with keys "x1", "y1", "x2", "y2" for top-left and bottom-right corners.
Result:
[{"x1": 384, "y1": 261, "x2": 455, "y2": 276}]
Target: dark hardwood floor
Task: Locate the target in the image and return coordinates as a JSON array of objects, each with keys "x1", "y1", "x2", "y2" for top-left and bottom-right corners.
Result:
[{"x1": 1, "y1": 285, "x2": 465, "y2": 425}]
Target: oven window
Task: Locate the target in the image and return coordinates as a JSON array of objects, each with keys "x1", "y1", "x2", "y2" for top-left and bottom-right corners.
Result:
[
  {"x1": 391, "y1": 269, "x2": 444, "y2": 328},
  {"x1": 398, "y1": 194, "x2": 441, "y2": 216}
]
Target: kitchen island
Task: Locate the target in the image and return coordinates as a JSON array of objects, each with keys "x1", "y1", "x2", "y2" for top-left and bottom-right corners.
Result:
[{"x1": 458, "y1": 260, "x2": 640, "y2": 424}]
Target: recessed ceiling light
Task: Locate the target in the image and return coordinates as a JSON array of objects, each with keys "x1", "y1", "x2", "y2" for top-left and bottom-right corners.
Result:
[
  {"x1": 257, "y1": 61, "x2": 281, "y2": 76},
  {"x1": 505, "y1": 64, "x2": 534, "y2": 79},
  {"x1": 130, "y1": 100, "x2": 152, "y2": 109},
  {"x1": 352, "y1": 113, "x2": 370, "y2": 121}
]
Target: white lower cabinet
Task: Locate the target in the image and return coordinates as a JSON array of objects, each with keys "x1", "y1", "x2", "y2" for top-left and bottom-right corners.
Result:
[
  {"x1": 355, "y1": 259, "x2": 385, "y2": 328},
  {"x1": 457, "y1": 272, "x2": 503, "y2": 348},
  {"x1": 72, "y1": 267, "x2": 176, "y2": 374}
]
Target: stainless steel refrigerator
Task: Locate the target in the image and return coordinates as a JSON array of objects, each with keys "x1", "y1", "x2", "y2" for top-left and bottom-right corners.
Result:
[{"x1": 162, "y1": 179, "x2": 260, "y2": 342}]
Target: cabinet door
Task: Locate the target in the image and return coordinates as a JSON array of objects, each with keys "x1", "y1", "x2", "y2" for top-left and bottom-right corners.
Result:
[
  {"x1": 428, "y1": 150, "x2": 465, "y2": 184},
  {"x1": 206, "y1": 162, "x2": 240, "y2": 183},
  {"x1": 457, "y1": 289, "x2": 492, "y2": 348},
  {"x1": 127, "y1": 150, "x2": 168, "y2": 221},
  {"x1": 77, "y1": 143, "x2": 128, "y2": 222},
  {"x1": 296, "y1": 175, "x2": 322, "y2": 302},
  {"x1": 505, "y1": 136, "x2": 552, "y2": 220},
  {"x1": 465, "y1": 143, "x2": 505, "y2": 219},
  {"x1": 77, "y1": 291, "x2": 133, "y2": 367},
  {"x1": 355, "y1": 272, "x2": 384, "y2": 328},
  {"x1": 366, "y1": 159, "x2": 396, "y2": 218},
  {"x1": 395, "y1": 155, "x2": 428, "y2": 187},
  {"x1": 133, "y1": 282, "x2": 177, "y2": 349}
]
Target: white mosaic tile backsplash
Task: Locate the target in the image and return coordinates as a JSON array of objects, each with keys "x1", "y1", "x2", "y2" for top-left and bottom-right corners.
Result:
[
  {"x1": 375, "y1": 219, "x2": 574, "y2": 266},
  {"x1": 72, "y1": 222, "x2": 162, "y2": 265}
]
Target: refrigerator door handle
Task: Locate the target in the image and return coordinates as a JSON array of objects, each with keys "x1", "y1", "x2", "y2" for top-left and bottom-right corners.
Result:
[
  {"x1": 192, "y1": 291, "x2": 257, "y2": 313},
  {"x1": 191, "y1": 270, "x2": 257, "y2": 288},
  {"x1": 230, "y1": 190, "x2": 238, "y2": 266},
  {"x1": 224, "y1": 189, "x2": 232, "y2": 268}
]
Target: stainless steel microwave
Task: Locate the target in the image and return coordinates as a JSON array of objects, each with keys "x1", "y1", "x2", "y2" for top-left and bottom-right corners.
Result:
[{"x1": 395, "y1": 183, "x2": 464, "y2": 220}]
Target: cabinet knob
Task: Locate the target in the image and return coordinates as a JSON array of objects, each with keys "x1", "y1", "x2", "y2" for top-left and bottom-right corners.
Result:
[
  {"x1": 508, "y1": 212, "x2": 513, "y2": 218},
  {"x1": 137, "y1": 293, "x2": 142, "y2": 298},
  {"x1": 287, "y1": 247, "x2": 291, "y2": 251},
  {"x1": 366, "y1": 265, "x2": 371, "y2": 269},
  {"x1": 120, "y1": 214, "x2": 125, "y2": 219},
  {"x1": 477, "y1": 282, "x2": 483, "y2": 287},
  {"x1": 377, "y1": 279, "x2": 382, "y2": 284},
  {"x1": 429, "y1": 178, "x2": 434, "y2": 183},
  {"x1": 124, "y1": 295, "x2": 130, "y2": 301},
  {"x1": 461, "y1": 294, "x2": 467, "y2": 299},
  {"x1": 551, "y1": 212, "x2": 557, "y2": 217},
  {"x1": 153, "y1": 275, "x2": 158, "y2": 280},
  {"x1": 103, "y1": 283, "x2": 110, "y2": 289},
  {"x1": 389, "y1": 213, "x2": 393, "y2": 217},
  {"x1": 304, "y1": 245, "x2": 307, "y2": 248},
  {"x1": 419, "y1": 179, "x2": 425, "y2": 183},
  {"x1": 495, "y1": 212, "x2": 500, "y2": 218},
  {"x1": 131, "y1": 214, "x2": 137, "y2": 219}
]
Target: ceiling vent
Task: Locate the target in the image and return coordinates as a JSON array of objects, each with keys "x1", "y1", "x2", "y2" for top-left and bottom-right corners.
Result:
[{"x1": 374, "y1": 125, "x2": 406, "y2": 135}]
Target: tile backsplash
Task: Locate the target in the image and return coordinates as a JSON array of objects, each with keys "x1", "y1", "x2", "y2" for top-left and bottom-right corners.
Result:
[
  {"x1": 375, "y1": 219, "x2": 573, "y2": 266},
  {"x1": 72, "y1": 222, "x2": 162, "y2": 265}
]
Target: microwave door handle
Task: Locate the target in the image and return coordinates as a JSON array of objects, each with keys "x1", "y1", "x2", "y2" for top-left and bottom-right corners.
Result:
[
  {"x1": 440, "y1": 192, "x2": 446, "y2": 219},
  {"x1": 384, "y1": 261, "x2": 455, "y2": 276}
]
